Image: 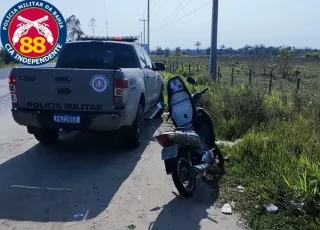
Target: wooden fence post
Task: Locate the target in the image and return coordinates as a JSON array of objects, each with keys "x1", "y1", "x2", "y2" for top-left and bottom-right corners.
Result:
[
  {"x1": 268, "y1": 73, "x2": 273, "y2": 94},
  {"x1": 188, "y1": 64, "x2": 191, "y2": 76},
  {"x1": 169, "y1": 61, "x2": 172, "y2": 72},
  {"x1": 296, "y1": 78, "x2": 300, "y2": 93},
  {"x1": 172, "y1": 62, "x2": 175, "y2": 73},
  {"x1": 231, "y1": 67, "x2": 234, "y2": 86},
  {"x1": 249, "y1": 69, "x2": 252, "y2": 84},
  {"x1": 196, "y1": 64, "x2": 199, "y2": 72},
  {"x1": 181, "y1": 62, "x2": 184, "y2": 71},
  {"x1": 218, "y1": 66, "x2": 221, "y2": 80}
]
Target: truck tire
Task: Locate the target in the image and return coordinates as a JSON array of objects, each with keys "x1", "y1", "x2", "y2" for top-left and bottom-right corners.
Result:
[
  {"x1": 34, "y1": 129, "x2": 59, "y2": 145},
  {"x1": 125, "y1": 103, "x2": 144, "y2": 149}
]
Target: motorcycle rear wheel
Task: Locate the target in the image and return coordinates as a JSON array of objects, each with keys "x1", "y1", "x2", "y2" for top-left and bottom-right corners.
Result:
[{"x1": 172, "y1": 156, "x2": 196, "y2": 198}]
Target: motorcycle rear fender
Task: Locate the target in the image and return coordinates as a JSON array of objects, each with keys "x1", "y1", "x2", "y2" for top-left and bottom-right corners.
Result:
[
  {"x1": 164, "y1": 146, "x2": 195, "y2": 175},
  {"x1": 164, "y1": 157, "x2": 177, "y2": 175}
]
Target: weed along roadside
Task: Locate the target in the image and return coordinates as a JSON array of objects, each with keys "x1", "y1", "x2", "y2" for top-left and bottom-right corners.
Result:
[{"x1": 161, "y1": 69, "x2": 320, "y2": 230}]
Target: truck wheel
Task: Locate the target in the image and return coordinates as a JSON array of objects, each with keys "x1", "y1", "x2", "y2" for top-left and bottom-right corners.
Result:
[
  {"x1": 125, "y1": 103, "x2": 144, "y2": 149},
  {"x1": 34, "y1": 129, "x2": 59, "y2": 145}
]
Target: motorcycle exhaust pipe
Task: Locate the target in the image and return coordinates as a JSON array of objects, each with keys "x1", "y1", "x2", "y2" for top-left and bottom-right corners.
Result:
[{"x1": 191, "y1": 163, "x2": 211, "y2": 179}]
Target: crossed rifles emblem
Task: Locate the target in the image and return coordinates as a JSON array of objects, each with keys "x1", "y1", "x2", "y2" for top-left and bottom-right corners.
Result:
[
  {"x1": 95, "y1": 80, "x2": 105, "y2": 89},
  {"x1": 12, "y1": 15, "x2": 54, "y2": 45}
]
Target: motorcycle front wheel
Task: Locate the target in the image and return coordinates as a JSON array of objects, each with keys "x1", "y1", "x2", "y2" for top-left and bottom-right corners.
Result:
[{"x1": 172, "y1": 155, "x2": 196, "y2": 198}]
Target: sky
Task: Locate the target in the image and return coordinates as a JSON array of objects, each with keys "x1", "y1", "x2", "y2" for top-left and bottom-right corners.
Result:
[{"x1": 0, "y1": 0, "x2": 319, "y2": 50}]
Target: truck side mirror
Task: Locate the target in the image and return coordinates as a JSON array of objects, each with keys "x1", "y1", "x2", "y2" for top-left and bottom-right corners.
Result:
[{"x1": 154, "y1": 62, "x2": 166, "y2": 71}]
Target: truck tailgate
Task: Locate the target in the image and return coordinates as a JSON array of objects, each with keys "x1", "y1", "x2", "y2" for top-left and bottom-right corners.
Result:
[{"x1": 11, "y1": 68, "x2": 115, "y2": 112}]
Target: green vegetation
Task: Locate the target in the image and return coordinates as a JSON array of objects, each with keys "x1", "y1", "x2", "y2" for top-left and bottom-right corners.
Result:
[
  {"x1": 305, "y1": 52, "x2": 320, "y2": 59},
  {"x1": 159, "y1": 54, "x2": 320, "y2": 230},
  {"x1": 152, "y1": 44, "x2": 320, "y2": 57},
  {"x1": 153, "y1": 54, "x2": 320, "y2": 96},
  {"x1": 0, "y1": 47, "x2": 19, "y2": 68}
]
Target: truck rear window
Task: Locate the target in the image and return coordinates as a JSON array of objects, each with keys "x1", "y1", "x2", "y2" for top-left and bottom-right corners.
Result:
[{"x1": 56, "y1": 42, "x2": 139, "y2": 69}]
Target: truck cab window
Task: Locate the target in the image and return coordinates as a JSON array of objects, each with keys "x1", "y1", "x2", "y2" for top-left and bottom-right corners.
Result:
[
  {"x1": 134, "y1": 46, "x2": 148, "y2": 68},
  {"x1": 56, "y1": 42, "x2": 139, "y2": 69},
  {"x1": 140, "y1": 48, "x2": 153, "y2": 69}
]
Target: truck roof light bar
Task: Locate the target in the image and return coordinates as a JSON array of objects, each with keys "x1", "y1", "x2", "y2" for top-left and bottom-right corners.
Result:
[{"x1": 78, "y1": 35, "x2": 139, "y2": 42}]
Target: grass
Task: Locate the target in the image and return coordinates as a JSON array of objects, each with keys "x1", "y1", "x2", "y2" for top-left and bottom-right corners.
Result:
[
  {"x1": 219, "y1": 118, "x2": 320, "y2": 230},
  {"x1": 159, "y1": 55, "x2": 320, "y2": 230}
]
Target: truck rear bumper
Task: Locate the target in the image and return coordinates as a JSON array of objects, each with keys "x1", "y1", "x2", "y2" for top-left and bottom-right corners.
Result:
[{"x1": 11, "y1": 109, "x2": 125, "y2": 132}]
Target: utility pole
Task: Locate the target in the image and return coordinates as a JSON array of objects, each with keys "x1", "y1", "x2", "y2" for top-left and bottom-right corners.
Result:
[
  {"x1": 105, "y1": 0, "x2": 108, "y2": 36},
  {"x1": 106, "y1": 21, "x2": 108, "y2": 36},
  {"x1": 89, "y1": 18, "x2": 96, "y2": 36},
  {"x1": 209, "y1": 0, "x2": 219, "y2": 80},
  {"x1": 139, "y1": 19, "x2": 147, "y2": 44},
  {"x1": 147, "y1": 0, "x2": 150, "y2": 53}
]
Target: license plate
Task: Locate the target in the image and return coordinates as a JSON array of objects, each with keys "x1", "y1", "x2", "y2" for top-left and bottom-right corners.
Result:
[
  {"x1": 161, "y1": 145, "x2": 177, "y2": 160},
  {"x1": 53, "y1": 114, "x2": 80, "y2": 123}
]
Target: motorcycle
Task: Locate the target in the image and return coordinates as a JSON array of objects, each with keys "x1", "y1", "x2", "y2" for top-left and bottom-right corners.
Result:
[{"x1": 154, "y1": 75, "x2": 223, "y2": 198}]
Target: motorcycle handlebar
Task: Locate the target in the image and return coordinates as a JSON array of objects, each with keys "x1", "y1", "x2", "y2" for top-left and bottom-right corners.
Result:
[{"x1": 191, "y1": 88, "x2": 209, "y2": 105}]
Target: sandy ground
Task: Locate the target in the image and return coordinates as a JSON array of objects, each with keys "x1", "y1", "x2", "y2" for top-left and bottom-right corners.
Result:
[{"x1": 0, "y1": 76, "x2": 244, "y2": 230}]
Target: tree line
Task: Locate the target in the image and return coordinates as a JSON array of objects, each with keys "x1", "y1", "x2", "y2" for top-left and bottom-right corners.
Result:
[{"x1": 152, "y1": 44, "x2": 320, "y2": 59}]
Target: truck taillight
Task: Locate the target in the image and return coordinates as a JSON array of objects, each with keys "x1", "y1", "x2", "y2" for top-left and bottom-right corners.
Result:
[
  {"x1": 8, "y1": 75, "x2": 17, "y2": 104},
  {"x1": 113, "y1": 78, "x2": 128, "y2": 109}
]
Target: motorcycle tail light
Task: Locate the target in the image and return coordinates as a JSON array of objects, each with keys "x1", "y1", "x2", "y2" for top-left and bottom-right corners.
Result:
[{"x1": 155, "y1": 135, "x2": 173, "y2": 147}]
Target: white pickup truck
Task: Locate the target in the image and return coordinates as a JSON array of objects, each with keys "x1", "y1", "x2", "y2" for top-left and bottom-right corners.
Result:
[{"x1": 9, "y1": 35, "x2": 166, "y2": 149}]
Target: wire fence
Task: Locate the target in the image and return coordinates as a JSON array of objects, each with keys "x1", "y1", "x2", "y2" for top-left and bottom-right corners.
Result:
[{"x1": 155, "y1": 58, "x2": 317, "y2": 95}]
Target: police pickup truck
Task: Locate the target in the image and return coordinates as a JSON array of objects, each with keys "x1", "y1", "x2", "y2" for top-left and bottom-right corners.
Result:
[{"x1": 9, "y1": 35, "x2": 166, "y2": 149}]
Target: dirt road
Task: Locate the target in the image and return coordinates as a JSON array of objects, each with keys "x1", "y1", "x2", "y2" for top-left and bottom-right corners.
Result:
[{"x1": 0, "y1": 76, "x2": 244, "y2": 230}]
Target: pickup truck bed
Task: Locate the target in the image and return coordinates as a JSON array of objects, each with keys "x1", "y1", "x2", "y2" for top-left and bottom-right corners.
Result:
[{"x1": 12, "y1": 68, "x2": 115, "y2": 112}]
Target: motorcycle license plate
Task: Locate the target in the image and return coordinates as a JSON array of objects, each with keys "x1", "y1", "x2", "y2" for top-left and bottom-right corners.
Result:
[{"x1": 161, "y1": 145, "x2": 177, "y2": 160}]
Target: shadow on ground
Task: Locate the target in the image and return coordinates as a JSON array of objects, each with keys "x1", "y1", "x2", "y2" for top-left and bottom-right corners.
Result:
[
  {"x1": 149, "y1": 178, "x2": 221, "y2": 230},
  {"x1": 0, "y1": 119, "x2": 161, "y2": 222}
]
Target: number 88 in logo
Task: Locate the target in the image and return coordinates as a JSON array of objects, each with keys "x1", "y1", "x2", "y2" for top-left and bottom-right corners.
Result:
[{"x1": 19, "y1": 36, "x2": 47, "y2": 54}]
